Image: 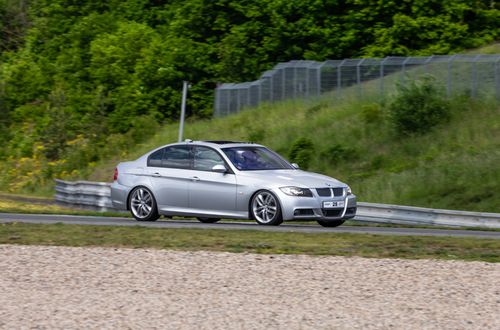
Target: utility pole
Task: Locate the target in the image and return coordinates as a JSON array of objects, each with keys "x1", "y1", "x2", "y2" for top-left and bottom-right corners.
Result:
[{"x1": 178, "y1": 81, "x2": 189, "y2": 142}]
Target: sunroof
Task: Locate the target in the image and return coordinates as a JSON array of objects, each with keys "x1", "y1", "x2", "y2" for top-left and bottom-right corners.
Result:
[{"x1": 203, "y1": 140, "x2": 250, "y2": 144}]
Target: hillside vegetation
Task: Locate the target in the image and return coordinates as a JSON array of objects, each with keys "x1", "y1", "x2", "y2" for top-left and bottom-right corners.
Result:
[
  {"x1": 0, "y1": 1, "x2": 499, "y2": 212},
  {"x1": 84, "y1": 76, "x2": 499, "y2": 213}
]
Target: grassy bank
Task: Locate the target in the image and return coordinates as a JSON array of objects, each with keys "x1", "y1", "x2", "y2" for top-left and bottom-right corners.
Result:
[
  {"x1": 1, "y1": 222, "x2": 499, "y2": 262},
  {"x1": 8, "y1": 92, "x2": 498, "y2": 213},
  {"x1": 83, "y1": 94, "x2": 499, "y2": 213}
]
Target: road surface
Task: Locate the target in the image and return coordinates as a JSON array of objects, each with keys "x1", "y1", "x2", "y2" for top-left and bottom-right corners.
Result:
[{"x1": 0, "y1": 213, "x2": 498, "y2": 239}]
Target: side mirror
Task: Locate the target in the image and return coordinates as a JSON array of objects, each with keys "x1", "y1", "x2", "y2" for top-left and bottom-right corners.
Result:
[
  {"x1": 212, "y1": 164, "x2": 228, "y2": 173},
  {"x1": 291, "y1": 163, "x2": 300, "y2": 169}
]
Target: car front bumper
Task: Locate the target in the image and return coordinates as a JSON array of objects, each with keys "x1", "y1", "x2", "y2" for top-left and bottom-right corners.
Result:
[{"x1": 273, "y1": 189, "x2": 357, "y2": 221}]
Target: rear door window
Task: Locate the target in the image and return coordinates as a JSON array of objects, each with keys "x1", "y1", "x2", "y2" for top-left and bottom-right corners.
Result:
[
  {"x1": 162, "y1": 145, "x2": 192, "y2": 169},
  {"x1": 147, "y1": 148, "x2": 165, "y2": 167}
]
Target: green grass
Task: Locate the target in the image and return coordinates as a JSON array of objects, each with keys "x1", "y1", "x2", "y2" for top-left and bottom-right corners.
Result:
[
  {"x1": 1, "y1": 222, "x2": 499, "y2": 262},
  {"x1": 0, "y1": 198, "x2": 129, "y2": 218}
]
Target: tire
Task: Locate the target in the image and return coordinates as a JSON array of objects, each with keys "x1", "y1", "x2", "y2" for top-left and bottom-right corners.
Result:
[
  {"x1": 250, "y1": 190, "x2": 283, "y2": 226},
  {"x1": 197, "y1": 217, "x2": 221, "y2": 223},
  {"x1": 317, "y1": 220, "x2": 345, "y2": 227},
  {"x1": 129, "y1": 187, "x2": 160, "y2": 222}
]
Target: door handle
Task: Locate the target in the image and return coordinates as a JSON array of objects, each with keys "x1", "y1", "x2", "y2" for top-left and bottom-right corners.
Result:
[
  {"x1": 192, "y1": 176, "x2": 200, "y2": 181},
  {"x1": 151, "y1": 172, "x2": 161, "y2": 177}
]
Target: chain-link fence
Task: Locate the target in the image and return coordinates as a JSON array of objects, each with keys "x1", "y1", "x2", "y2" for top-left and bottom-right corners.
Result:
[{"x1": 214, "y1": 55, "x2": 500, "y2": 117}]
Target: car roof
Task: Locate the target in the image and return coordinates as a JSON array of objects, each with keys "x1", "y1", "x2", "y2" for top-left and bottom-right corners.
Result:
[{"x1": 165, "y1": 140, "x2": 265, "y2": 149}]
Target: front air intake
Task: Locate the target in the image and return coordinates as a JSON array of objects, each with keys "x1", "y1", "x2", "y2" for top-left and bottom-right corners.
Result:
[{"x1": 332, "y1": 188, "x2": 344, "y2": 197}]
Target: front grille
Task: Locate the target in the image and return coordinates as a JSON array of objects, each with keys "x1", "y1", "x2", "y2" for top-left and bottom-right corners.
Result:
[
  {"x1": 322, "y1": 209, "x2": 343, "y2": 217},
  {"x1": 316, "y1": 187, "x2": 344, "y2": 197},
  {"x1": 333, "y1": 188, "x2": 344, "y2": 197},
  {"x1": 316, "y1": 188, "x2": 331, "y2": 197}
]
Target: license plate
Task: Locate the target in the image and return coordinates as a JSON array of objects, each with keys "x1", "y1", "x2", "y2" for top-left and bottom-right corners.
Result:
[{"x1": 323, "y1": 201, "x2": 344, "y2": 208}]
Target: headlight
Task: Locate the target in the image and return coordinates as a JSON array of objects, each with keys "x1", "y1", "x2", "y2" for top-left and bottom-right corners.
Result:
[
  {"x1": 280, "y1": 186, "x2": 313, "y2": 197},
  {"x1": 346, "y1": 186, "x2": 353, "y2": 195}
]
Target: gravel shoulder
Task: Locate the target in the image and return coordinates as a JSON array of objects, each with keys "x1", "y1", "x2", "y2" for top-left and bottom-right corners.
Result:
[{"x1": 0, "y1": 244, "x2": 499, "y2": 329}]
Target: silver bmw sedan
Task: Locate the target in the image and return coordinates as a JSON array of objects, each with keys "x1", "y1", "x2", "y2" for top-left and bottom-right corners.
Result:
[{"x1": 111, "y1": 140, "x2": 357, "y2": 227}]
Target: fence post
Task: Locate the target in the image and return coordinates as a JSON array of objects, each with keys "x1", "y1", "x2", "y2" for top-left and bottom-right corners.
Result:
[
  {"x1": 281, "y1": 67, "x2": 286, "y2": 100},
  {"x1": 213, "y1": 87, "x2": 219, "y2": 117},
  {"x1": 401, "y1": 57, "x2": 410, "y2": 83},
  {"x1": 496, "y1": 56, "x2": 500, "y2": 102},
  {"x1": 257, "y1": 81, "x2": 262, "y2": 106},
  {"x1": 357, "y1": 58, "x2": 366, "y2": 97},
  {"x1": 380, "y1": 57, "x2": 389, "y2": 99},
  {"x1": 447, "y1": 55, "x2": 457, "y2": 98},
  {"x1": 337, "y1": 59, "x2": 347, "y2": 97},
  {"x1": 292, "y1": 65, "x2": 297, "y2": 99},
  {"x1": 424, "y1": 55, "x2": 434, "y2": 74},
  {"x1": 471, "y1": 55, "x2": 481, "y2": 98},
  {"x1": 317, "y1": 63, "x2": 324, "y2": 96},
  {"x1": 305, "y1": 63, "x2": 310, "y2": 97},
  {"x1": 237, "y1": 87, "x2": 241, "y2": 113}
]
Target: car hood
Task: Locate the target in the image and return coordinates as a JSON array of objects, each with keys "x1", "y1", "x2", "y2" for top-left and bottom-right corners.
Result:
[{"x1": 238, "y1": 169, "x2": 346, "y2": 188}]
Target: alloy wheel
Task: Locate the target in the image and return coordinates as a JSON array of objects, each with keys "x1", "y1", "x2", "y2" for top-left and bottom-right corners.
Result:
[
  {"x1": 252, "y1": 191, "x2": 282, "y2": 225},
  {"x1": 130, "y1": 187, "x2": 155, "y2": 220}
]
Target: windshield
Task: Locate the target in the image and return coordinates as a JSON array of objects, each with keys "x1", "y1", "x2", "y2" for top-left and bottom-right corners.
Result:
[{"x1": 222, "y1": 146, "x2": 293, "y2": 171}]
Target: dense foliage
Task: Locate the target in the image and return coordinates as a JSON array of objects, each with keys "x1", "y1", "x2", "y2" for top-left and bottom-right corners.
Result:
[{"x1": 0, "y1": 0, "x2": 499, "y2": 193}]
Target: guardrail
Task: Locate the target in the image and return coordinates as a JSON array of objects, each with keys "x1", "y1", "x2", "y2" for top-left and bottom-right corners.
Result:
[
  {"x1": 55, "y1": 179, "x2": 114, "y2": 211},
  {"x1": 54, "y1": 179, "x2": 500, "y2": 228},
  {"x1": 355, "y1": 202, "x2": 500, "y2": 229}
]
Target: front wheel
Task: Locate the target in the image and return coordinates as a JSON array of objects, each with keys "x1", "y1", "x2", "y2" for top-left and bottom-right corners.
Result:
[
  {"x1": 129, "y1": 187, "x2": 160, "y2": 222},
  {"x1": 251, "y1": 190, "x2": 283, "y2": 226},
  {"x1": 197, "y1": 217, "x2": 221, "y2": 223},
  {"x1": 317, "y1": 220, "x2": 345, "y2": 227}
]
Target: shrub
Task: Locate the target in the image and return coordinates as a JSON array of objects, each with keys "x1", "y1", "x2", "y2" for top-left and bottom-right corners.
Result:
[
  {"x1": 306, "y1": 103, "x2": 326, "y2": 115},
  {"x1": 288, "y1": 137, "x2": 314, "y2": 170},
  {"x1": 361, "y1": 103, "x2": 383, "y2": 124},
  {"x1": 247, "y1": 127, "x2": 265, "y2": 143},
  {"x1": 388, "y1": 75, "x2": 450, "y2": 135},
  {"x1": 320, "y1": 143, "x2": 355, "y2": 163}
]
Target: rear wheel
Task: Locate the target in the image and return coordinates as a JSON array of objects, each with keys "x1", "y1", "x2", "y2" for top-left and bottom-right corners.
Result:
[
  {"x1": 251, "y1": 190, "x2": 283, "y2": 226},
  {"x1": 197, "y1": 217, "x2": 221, "y2": 223},
  {"x1": 317, "y1": 220, "x2": 345, "y2": 227},
  {"x1": 129, "y1": 187, "x2": 160, "y2": 222}
]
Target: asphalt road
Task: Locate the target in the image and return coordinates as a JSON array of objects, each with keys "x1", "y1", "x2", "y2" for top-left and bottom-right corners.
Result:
[{"x1": 1, "y1": 213, "x2": 499, "y2": 239}]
